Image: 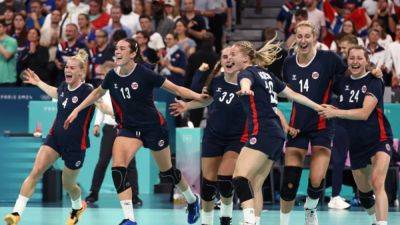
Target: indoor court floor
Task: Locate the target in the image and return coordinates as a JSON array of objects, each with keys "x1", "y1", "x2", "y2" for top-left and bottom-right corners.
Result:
[{"x1": 1, "y1": 194, "x2": 399, "y2": 225}]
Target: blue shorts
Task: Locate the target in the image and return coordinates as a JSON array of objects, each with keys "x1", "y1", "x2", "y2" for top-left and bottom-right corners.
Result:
[
  {"x1": 245, "y1": 133, "x2": 285, "y2": 161},
  {"x1": 202, "y1": 132, "x2": 244, "y2": 157},
  {"x1": 286, "y1": 128, "x2": 334, "y2": 150},
  {"x1": 44, "y1": 134, "x2": 86, "y2": 170},
  {"x1": 118, "y1": 124, "x2": 169, "y2": 151},
  {"x1": 350, "y1": 140, "x2": 393, "y2": 170}
]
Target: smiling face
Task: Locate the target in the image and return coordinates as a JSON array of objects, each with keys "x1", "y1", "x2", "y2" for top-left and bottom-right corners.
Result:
[
  {"x1": 295, "y1": 25, "x2": 317, "y2": 56},
  {"x1": 221, "y1": 47, "x2": 235, "y2": 74},
  {"x1": 228, "y1": 45, "x2": 249, "y2": 73},
  {"x1": 347, "y1": 48, "x2": 368, "y2": 76},
  {"x1": 114, "y1": 39, "x2": 136, "y2": 66},
  {"x1": 64, "y1": 59, "x2": 83, "y2": 84},
  {"x1": 342, "y1": 20, "x2": 354, "y2": 34}
]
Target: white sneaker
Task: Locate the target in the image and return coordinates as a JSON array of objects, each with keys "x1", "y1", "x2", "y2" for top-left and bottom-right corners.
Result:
[
  {"x1": 328, "y1": 196, "x2": 351, "y2": 209},
  {"x1": 305, "y1": 208, "x2": 318, "y2": 225}
]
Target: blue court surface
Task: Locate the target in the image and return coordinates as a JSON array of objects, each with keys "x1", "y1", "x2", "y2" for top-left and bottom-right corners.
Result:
[{"x1": 1, "y1": 194, "x2": 399, "y2": 225}]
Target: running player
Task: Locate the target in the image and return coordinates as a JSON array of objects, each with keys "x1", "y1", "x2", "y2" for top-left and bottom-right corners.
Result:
[
  {"x1": 228, "y1": 39, "x2": 322, "y2": 225},
  {"x1": 64, "y1": 38, "x2": 207, "y2": 225},
  {"x1": 170, "y1": 46, "x2": 245, "y2": 225},
  {"x1": 319, "y1": 46, "x2": 393, "y2": 225},
  {"x1": 4, "y1": 50, "x2": 109, "y2": 225},
  {"x1": 279, "y1": 21, "x2": 347, "y2": 225}
]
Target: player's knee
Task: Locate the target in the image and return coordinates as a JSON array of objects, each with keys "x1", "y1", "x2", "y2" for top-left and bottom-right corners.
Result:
[
  {"x1": 159, "y1": 167, "x2": 182, "y2": 185},
  {"x1": 307, "y1": 178, "x2": 325, "y2": 199},
  {"x1": 217, "y1": 175, "x2": 234, "y2": 198},
  {"x1": 201, "y1": 178, "x2": 217, "y2": 201},
  {"x1": 359, "y1": 190, "x2": 375, "y2": 209},
  {"x1": 112, "y1": 167, "x2": 131, "y2": 193},
  {"x1": 371, "y1": 175, "x2": 385, "y2": 192},
  {"x1": 280, "y1": 166, "x2": 302, "y2": 201},
  {"x1": 232, "y1": 176, "x2": 254, "y2": 203}
]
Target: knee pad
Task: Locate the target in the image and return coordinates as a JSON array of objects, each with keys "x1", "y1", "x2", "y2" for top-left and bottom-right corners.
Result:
[
  {"x1": 359, "y1": 190, "x2": 375, "y2": 209},
  {"x1": 217, "y1": 175, "x2": 234, "y2": 198},
  {"x1": 280, "y1": 166, "x2": 302, "y2": 201},
  {"x1": 232, "y1": 176, "x2": 254, "y2": 203},
  {"x1": 307, "y1": 179, "x2": 325, "y2": 199},
  {"x1": 159, "y1": 167, "x2": 182, "y2": 185},
  {"x1": 201, "y1": 178, "x2": 217, "y2": 201},
  {"x1": 112, "y1": 167, "x2": 131, "y2": 193}
]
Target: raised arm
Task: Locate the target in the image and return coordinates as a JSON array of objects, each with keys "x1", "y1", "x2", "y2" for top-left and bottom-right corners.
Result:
[
  {"x1": 23, "y1": 68, "x2": 58, "y2": 98},
  {"x1": 161, "y1": 79, "x2": 209, "y2": 101},
  {"x1": 169, "y1": 97, "x2": 213, "y2": 116},
  {"x1": 236, "y1": 78, "x2": 254, "y2": 96},
  {"x1": 279, "y1": 86, "x2": 321, "y2": 111}
]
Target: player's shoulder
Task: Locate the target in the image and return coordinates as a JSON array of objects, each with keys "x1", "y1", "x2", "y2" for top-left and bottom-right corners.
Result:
[
  {"x1": 317, "y1": 50, "x2": 341, "y2": 60},
  {"x1": 82, "y1": 82, "x2": 94, "y2": 91}
]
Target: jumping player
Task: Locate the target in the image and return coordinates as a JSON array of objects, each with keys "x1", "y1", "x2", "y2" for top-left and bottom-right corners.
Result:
[
  {"x1": 228, "y1": 39, "x2": 322, "y2": 225},
  {"x1": 319, "y1": 46, "x2": 393, "y2": 225},
  {"x1": 64, "y1": 38, "x2": 207, "y2": 225},
  {"x1": 279, "y1": 21, "x2": 347, "y2": 225},
  {"x1": 4, "y1": 50, "x2": 109, "y2": 225}
]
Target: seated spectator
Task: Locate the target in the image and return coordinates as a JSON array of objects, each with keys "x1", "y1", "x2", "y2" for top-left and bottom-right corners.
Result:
[
  {"x1": 160, "y1": 32, "x2": 187, "y2": 87},
  {"x1": 135, "y1": 30, "x2": 159, "y2": 70},
  {"x1": 77, "y1": 13, "x2": 96, "y2": 49},
  {"x1": 0, "y1": 0, "x2": 25, "y2": 21},
  {"x1": 40, "y1": 9, "x2": 61, "y2": 47},
  {"x1": 152, "y1": 0, "x2": 175, "y2": 37},
  {"x1": 138, "y1": 15, "x2": 165, "y2": 55},
  {"x1": 10, "y1": 13, "x2": 28, "y2": 53},
  {"x1": 26, "y1": 0, "x2": 45, "y2": 29},
  {"x1": 0, "y1": 19, "x2": 18, "y2": 87},
  {"x1": 89, "y1": 29, "x2": 114, "y2": 86},
  {"x1": 67, "y1": 0, "x2": 89, "y2": 16},
  {"x1": 104, "y1": 5, "x2": 133, "y2": 40},
  {"x1": 18, "y1": 28, "x2": 50, "y2": 84},
  {"x1": 174, "y1": 19, "x2": 196, "y2": 57},
  {"x1": 4, "y1": 7, "x2": 14, "y2": 35},
  {"x1": 330, "y1": 19, "x2": 365, "y2": 52},
  {"x1": 164, "y1": 0, "x2": 180, "y2": 22},
  {"x1": 365, "y1": 19, "x2": 394, "y2": 49},
  {"x1": 89, "y1": 0, "x2": 110, "y2": 30}
]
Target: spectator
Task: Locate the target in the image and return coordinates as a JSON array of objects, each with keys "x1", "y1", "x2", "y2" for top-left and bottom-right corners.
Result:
[
  {"x1": 0, "y1": 0, "x2": 25, "y2": 21},
  {"x1": 10, "y1": 13, "x2": 28, "y2": 53},
  {"x1": 181, "y1": 0, "x2": 206, "y2": 48},
  {"x1": 366, "y1": 28, "x2": 393, "y2": 86},
  {"x1": 194, "y1": 0, "x2": 216, "y2": 30},
  {"x1": 42, "y1": 0, "x2": 78, "y2": 40},
  {"x1": 302, "y1": 0, "x2": 326, "y2": 40},
  {"x1": 135, "y1": 30, "x2": 159, "y2": 70},
  {"x1": 26, "y1": 0, "x2": 45, "y2": 30},
  {"x1": 152, "y1": 0, "x2": 175, "y2": 37},
  {"x1": 104, "y1": 5, "x2": 133, "y2": 39},
  {"x1": 330, "y1": 19, "x2": 364, "y2": 52},
  {"x1": 138, "y1": 15, "x2": 165, "y2": 54},
  {"x1": 88, "y1": 0, "x2": 110, "y2": 30},
  {"x1": 55, "y1": 23, "x2": 87, "y2": 85},
  {"x1": 160, "y1": 32, "x2": 187, "y2": 86},
  {"x1": 133, "y1": 0, "x2": 145, "y2": 16},
  {"x1": 164, "y1": 0, "x2": 180, "y2": 22},
  {"x1": 174, "y1": 19, "x2": 196, "y2": 57},
  {"x1": 208, "y1": 0, "x2": 227, "y2": 53},
  {"x1": 337, "y1": 34, "x2": 360, "y2": 59},
  {"x1": 365, "y1": 19, "x2": 394, "y2": 49},
  {"x1": 89, "y1": 29, "x2": 114, "y2": 86},
  {"x1": 0, "y1": 19, "x2": 18, "y2": 87},
  {"x1": 18, "y1": 28, "x2": 50, "y2": 84},
  {"x1": 110, "y1": 29, "x2": 127, "y2": 46},
  {"x1": 387, "y1": 24, "x2": 400, "y2": 87},
  {"x1": 362, "y1": 0, "x2": 378, "y2": 17},
  {"x1": 77, "y1": 13, "x2": 96, "y2": 48},
  {"x1": 67, "y1": 0, "x2": 90, "y2": 16},
  {"x1": 40, "y1": 9, "x2": 61, "y2": 47},
  {"x1": 103, "y1": 0, "x2": 115, "y2": 14},
  {"x1": 4, "y1": 7, "x2": 15, "y2": 35},
  {"x1": 120, "y1": 0, "x2": 141, "y2": 35},
  {"x1": 373, "y1": 0, "x2": 397, "y2": 34}
]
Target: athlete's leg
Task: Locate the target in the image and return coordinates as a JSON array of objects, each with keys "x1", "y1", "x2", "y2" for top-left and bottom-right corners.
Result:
[
  {"x1": 201, "y1": 157, "x2": 221, "y2": 225},
  {"x1": 253, "y1": 157, "x2": 273, "y2": 225},
  {"x1": 63, "y1": 166, "x2": 86, "y2": 225},
  {"x1": 352, "y1": 166, "x2": 376, "y2": 224},
  {"x1": 371, "y1": 152, "x2": 390, "y2": 223}
]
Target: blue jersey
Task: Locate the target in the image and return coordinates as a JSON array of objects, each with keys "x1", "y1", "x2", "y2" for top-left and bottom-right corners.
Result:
[
  {"x1": 89, "y1": 44, "x2": 114, "y2": 80},
  {"x1": 336, "y1": 73, "x2": 393, "y2": 144},
  {"x1": 206, "y1": 74, "x2": 246, "y2": 140},
  {"x1": 101, "y1": 64, "x2": 167, "y2": 128},
  {"x1": 282, "y1": 50, "x2": 346, "y2": 132},
  {"x1": 50, "y1": 82, "x2": 95, "y2": 150},
  {"x1": 238, "y1": 66, "x2": 286, "y2": 139}
]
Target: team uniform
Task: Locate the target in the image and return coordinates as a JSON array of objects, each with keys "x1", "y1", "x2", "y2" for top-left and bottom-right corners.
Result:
[
  {"x1": 44, "y1": 82, "x2": 95, "y2": 170},
  {"x1": 89, "y1": 44, "x2": 114, "y2": 86},
  {"x1": 238, "y1": 66, "x2": 286, "y2": 161},
  {"x1": 202, "y1": 75, "x2": 247, "y2": 157},
  {"x1": 336, "y1": 73, "x2": 393, "y2": 170},
  {"x1": 101, "y1": 63, "x2": 169, "y2": 151},
  {"x1": 282, "y1": 50, "x2": 346, "y2": 150}
]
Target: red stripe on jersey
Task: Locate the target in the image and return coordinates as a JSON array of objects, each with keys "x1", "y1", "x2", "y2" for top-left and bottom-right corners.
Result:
[
  {"x1": 377, "y1": 108, "x2": 388, "y2": 141},
  {"x1": 157, "y1": 111, "x2": 166, "y2": 125},
  {"x1": 80, "y1": 106, "x2": 95, "y2": 150},
  {"x1": 249, "y1": 95, "x2": 259, "y2": 135},
  {"x1": 289, "y1": 104, "x2": 296, "y2": 127},
  {"x1": 240, "y1": 120, "x2": 249, "y2": 143},
  {"x1": 317, "y1": 80, "x2": 333, "y2": 130},
  {"x1": 110, "y1": 96, "x2": 123, "y2": 129}
]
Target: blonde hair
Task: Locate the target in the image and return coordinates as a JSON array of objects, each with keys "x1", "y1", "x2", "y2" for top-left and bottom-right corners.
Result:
[
  {"x1": 234, "y1": 34, "x2": 281, "y2": 67},
  {"x1": 70, "y1": 49, "x2": 89, "y2": 81},
  {"x1": 295, "y1": 20, "x2": 317, "y2": 36}
]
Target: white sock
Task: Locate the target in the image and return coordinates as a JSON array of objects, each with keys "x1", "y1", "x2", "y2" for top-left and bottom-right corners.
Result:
[
  {"x1": 201, "y1": 210, "x2": 214, "y2": 225},
  {"x1": 280, "y1": 211, "x2": 291, "y2": 225},
  {"x1": 179, "y1": 186, "x2": 196, "y2": 204},
  {"x1": 71, "y1": 195, "x2": 82, "y2": 210},
  {"x1": 304, "y1": 197, "x2": 319, "y2": 209},
  {"x1": 376, "y1": 221, "x2": 387, "y2": 225},
  {"x1": 120, "y1": 200, "x2": 135, "y2": 221},
  {"x1": 13, "y1": 195, "x2": 29, "y2": 215},
  {"x1": 220, "y1": 201, "x2": 233, "y2": 218},
  {"x1": 255, "y1": 216, "x2": 261, "y2": 225},
  {"x1": 368, "y1": 213, "x2": 377, "y2": 224},
  {"x1": 243, "y1": 208, "x2": 256, "y2": 224}
]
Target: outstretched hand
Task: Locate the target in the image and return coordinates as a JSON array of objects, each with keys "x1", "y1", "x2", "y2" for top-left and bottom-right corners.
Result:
[
  {"x1": 236, "y1": 89, "x2": 254, "y2": 96},
  {"x1": 22, "y1": 69, "x2": 41, "y2": 86},
  {"x1": 169, "y1": 98, "x2": 187, "y2": 116},
  {"x1": 318, "y1": 104, "x2": 338, "y2": 119}
]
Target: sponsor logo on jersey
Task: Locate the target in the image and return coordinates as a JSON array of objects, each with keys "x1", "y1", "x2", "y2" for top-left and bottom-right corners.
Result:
[
  {"x1": 114, "y1": 83, "x2": 118, "y2": 89},
  {"x1": 345, "y1": 85, "x2": 350, "y2": 91},
  {"x1": 292, "y1": 74, "x2": 297, "y2": 80}
]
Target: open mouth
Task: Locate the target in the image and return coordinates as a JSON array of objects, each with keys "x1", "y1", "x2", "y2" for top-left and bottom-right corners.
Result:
[
  {"x1": 350, "y1": 64, "x2": 361, "y2": 70},
  {"x1": 299, "y1": 43, "x2": 308, "y2": 50},
  {"x1": 226, "y1": 63, "x2": 234, "y2": 69}
]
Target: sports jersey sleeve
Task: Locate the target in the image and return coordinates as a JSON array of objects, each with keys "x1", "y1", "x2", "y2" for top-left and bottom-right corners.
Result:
[
  {"x1": 273, "y1": 75, "x2": 287, "y2": 94},
  {"x1": 281, "y1": 58, "x2": 289, "y2": 83},
  {"x1": 57, "y1": 82, "x2": 65, "y2": 95},
  {"x1": 101, "y1": 70, "x2": 113, "y2": 90},
  {"x1": 238, "y1": 70, "x2": 254, "y2": 84},
  {"x1": 366, "y1": 78, "x2": 384, "y2": 100},
  {"x1": 332, "y1": 53, "x2": 347, "y2": 94},
  {"x1": 83, "y1": 84, "x2": 94, "y2": 97},
  {"x1": 146, "y1": 69, "x2": 167, "y2": 88}
]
